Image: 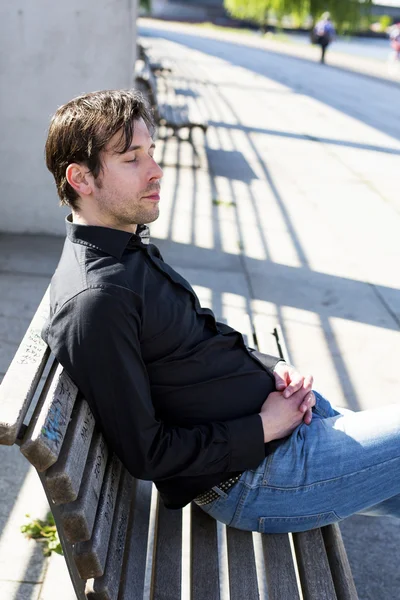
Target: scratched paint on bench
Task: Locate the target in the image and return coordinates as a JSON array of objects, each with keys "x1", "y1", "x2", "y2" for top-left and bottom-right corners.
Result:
[
  {"x1": 62, "y1": 431, "x2": 108, "y2": 543},
  {"x1": 45, "y1": 398, "x2": 95, "y2": 504},
  {"x1": 73, "y1": 454, "x2": 122, "y2": 579},
  {"x1": 21, "y1": 363, "x2": 78, "y2": 471},
  {"x1": 16, "y1": 332, "x2": 46, "y2": 365},
  {"x1": 85, "y1": 469, "x2": 133, "y2": 600}
]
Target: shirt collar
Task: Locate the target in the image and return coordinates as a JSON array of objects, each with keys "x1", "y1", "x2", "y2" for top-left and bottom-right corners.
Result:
[{"x1": 65, "y1": 215, "x2": 150, "y2": 259}]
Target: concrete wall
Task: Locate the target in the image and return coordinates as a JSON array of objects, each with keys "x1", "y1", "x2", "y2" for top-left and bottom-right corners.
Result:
[{"x1": 0, "y1": 0, "x2": 138, "y2": 235}]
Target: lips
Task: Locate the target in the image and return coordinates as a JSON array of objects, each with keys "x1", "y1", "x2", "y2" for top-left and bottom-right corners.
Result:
[{"x1": 143, "y1": 193, "x2": 160, "y2": 201}]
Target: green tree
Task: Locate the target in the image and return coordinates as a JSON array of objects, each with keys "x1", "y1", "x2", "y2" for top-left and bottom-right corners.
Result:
[
  {"x1": 140, "y1": 0, "x2": 151, "y2": 11},
  {"x1": 310, "y1": 0, "x2": 372, "y2": 32},
  {"x1": 224, "y1": 0, "x2": 271, "y2": 31},
  {"x1": 224, "y1": 0, "x2": 372, "y2": 33}
]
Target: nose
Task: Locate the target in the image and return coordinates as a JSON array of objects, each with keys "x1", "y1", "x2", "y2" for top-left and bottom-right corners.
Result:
[{"x1": 150, "y1": 157, "x2": 163, "y2": 181}]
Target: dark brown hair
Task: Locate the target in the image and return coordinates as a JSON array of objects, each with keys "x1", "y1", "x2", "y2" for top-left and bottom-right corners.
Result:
[{"x1": 45, "y1": 89, "x2": 155, "y2": 210}]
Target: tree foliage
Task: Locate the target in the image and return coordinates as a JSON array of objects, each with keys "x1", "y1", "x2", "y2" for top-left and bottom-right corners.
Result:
[
  {"x1": 140, "y1": 0, "x2": 151, "y2": 11},
  {"x1": 224, "y1": 0, "x2": 372, "y2": 31}
]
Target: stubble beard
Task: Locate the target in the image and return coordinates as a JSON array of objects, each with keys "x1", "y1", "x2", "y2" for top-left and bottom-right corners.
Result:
[{"x1": 96, "y1": 188, "x2": 160, "y2": 228}]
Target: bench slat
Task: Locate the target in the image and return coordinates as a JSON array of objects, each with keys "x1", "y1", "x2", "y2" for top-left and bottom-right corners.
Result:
[
  {"x1": 322, "y1": 525, "x2": 359, "y2": 600},
  {"x1": 293, "y1": 529, "x2": 337, "y2": 599},
  {"x1": 262, "y1": 534, "x2": 301, "y2": 599},
  {"x1": 0, "y1": 288, "x2": 50, "y2": 445},
  {"x1": 159, "y1": 103, "x2": 207, "y2": 131},
  {"x1": 20, "y1": 364, "x2": 78, "y2": 471},
  {"x1": 61, "y1": 431, "x2": 108, "y2": 543},
  {"x1": 45, "y1": 398, "x2": 95, "y2": 504},
  {"x1": 226, "y1": 528, "x2": 259, "y2": 600},
  {"x1": 118, "y1": 479, "x2": 153, "y2": 600},
  {"x1": 85, "y1": 469, "x2": 133, "y2": 600},
  {"x1": 151, "y1": 498, "x2": 182, "y2": 599},
  {"x1": 191, "y1": 503, "x2": 220, "y2": 600},
  {"x1": 73, "y1": 454, "x2": 122, "y2": 579}
]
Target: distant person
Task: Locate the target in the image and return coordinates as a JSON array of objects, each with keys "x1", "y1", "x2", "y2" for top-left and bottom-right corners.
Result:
[
  {"x1": 313, "y1": 12, "x2": 336, "y2": 64},
  {"x1": 387, "y1": 23, "x2": 400, "y2": 76},
  {"x1": 389, "y1": 23, "x2": 400, "y2": 59}
]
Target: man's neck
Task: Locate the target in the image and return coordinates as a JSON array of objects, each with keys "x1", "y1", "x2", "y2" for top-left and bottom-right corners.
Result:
[{"x1": 71, "y1": 211, "x2": 137, "y2": 234}]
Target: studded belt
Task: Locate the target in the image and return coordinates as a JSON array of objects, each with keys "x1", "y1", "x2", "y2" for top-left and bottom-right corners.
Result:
[{"x1": 194, "y1": 474, "x2": 243, "y2": 507}]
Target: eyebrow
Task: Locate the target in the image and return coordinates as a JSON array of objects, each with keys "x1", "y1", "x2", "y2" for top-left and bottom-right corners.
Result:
[{"x1": 125, "y1": 142, "x2": 156, "y2": 153}]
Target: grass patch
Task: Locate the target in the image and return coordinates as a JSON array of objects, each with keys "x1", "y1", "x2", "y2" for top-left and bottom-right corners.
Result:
[
  {"x1": 266, "y1": 31, "x2": 291, "y2": 43},
  {"x1": 192, "y1": 22, "x2": 293, "y2": 44},
  {"x1": 195, "y1": 22, "x2": 256, "y2": 37},
  {"x1": 21, "y1": 512, "x2": 63, "y2": 557},
  {"x1": 212, "y1": 198, "x2": 236, "y2": 207}
]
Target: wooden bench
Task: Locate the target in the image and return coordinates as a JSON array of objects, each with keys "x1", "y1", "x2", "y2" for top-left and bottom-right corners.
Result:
[
  {"x1": 0, "y1": 287, "x2": 358, "y2": 599},
  {"x1": 134, "y1": 57, "x2": 208, "y2": 152},
  {"x1": 137, "y1": 42, "x2": 173, "y2": 75}
]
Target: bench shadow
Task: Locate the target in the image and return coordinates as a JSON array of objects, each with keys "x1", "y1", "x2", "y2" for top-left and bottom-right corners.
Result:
[
  {"x1": 207, "y1": 120, "x2": 400, "y2": 157},
  {"x1": 174, "y1": 87, "x2": 199, "y2": 98},
  {"x1": 11, "y1": 543, "x2": 47, "y2": 600},
  {"x1": 153, "y1": 99, "x2": 399, "y2": 413},
  {"x1": 143, "y1": 32, "x2": 400, "y2": 413}
]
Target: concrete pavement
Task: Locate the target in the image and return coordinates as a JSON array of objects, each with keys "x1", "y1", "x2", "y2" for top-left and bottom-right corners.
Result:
[{"x1": 1, "y1": 22, "x2": 400, "y2": 599}]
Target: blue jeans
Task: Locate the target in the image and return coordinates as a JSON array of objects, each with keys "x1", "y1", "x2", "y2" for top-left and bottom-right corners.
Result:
[{"x1": 199, "y1": 392, "x2": 400, "y2": 533}]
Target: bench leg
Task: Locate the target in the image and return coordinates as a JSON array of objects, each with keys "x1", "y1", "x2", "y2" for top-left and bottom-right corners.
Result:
[
  {"x1": 158, "y1": 124, "x2": 203, "y2": 168},
  {"x1": 188, "y1": 128, "x2": 202, "y2": 169}
]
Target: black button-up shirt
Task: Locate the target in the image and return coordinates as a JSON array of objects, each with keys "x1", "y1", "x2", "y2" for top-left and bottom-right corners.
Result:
[{"x1": 43, "y1": 217, "x2": 281, "y2": 508}]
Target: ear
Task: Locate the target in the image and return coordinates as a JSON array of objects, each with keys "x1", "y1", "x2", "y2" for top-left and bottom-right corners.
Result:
[{"x1": 66, "y1": 163, "x2": 94, "y2": 197}]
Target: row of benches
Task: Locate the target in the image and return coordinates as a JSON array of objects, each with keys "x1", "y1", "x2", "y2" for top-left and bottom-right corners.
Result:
[{"x1": 135, "y1": 42, "x2": 208, "y2": 153}]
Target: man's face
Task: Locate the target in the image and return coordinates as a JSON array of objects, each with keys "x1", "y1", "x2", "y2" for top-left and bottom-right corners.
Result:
[{"x1": 91, "y1": 118, "x2": 163, "y2": 231}]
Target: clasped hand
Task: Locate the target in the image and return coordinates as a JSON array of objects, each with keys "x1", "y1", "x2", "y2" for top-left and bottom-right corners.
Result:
[{"x1": 259, "y1": 362, "x2": 315, "y2": 444}]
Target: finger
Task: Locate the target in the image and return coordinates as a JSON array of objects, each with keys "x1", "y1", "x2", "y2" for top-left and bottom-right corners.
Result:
[
  {"x1": 303, "y1": 407, "x2": 313, "y2": 425},
  {"x1": 302, "y1": 374, "x2": 314, "y2": 393},
  {"x1": 274, "y1": 372, "x2": 287, "y2": 390},
  {"x1": 283, "y1": 372, "x2": 305, "y2": 398},
  {"x1": 299, "y1": 391, "x2": 315, "y2": 414}
]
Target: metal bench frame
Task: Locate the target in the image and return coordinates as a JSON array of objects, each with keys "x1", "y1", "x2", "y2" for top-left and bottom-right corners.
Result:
[
  {"x1": 135, "y1": 58, "x2": 208, "y2": 149},
  {"x1": 0, "y1": 287, "x2": 358, "y2": 599},
  {"x1": 137, "y1": 43, "x2": 173, "y2": 75}
]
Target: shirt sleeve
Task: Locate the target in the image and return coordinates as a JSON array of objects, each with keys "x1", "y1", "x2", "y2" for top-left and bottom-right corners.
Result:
[{"x1": 47, "y1": 285, "x2": 265, "y2": 482}]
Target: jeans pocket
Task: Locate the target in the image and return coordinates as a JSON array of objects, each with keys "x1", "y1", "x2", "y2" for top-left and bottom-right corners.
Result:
[
  {"x1": 196, "y1": 486, "x2": 228, "y2": 515},
  {"x1": 197, "y1": 496, "x2": 221, "y2": 514},
  {"x1": 258, "y1": 511, "x2": 339, "y2": 534}
]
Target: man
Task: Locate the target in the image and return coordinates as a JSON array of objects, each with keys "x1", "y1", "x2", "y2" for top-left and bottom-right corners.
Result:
[
  {"x1": 313, "y1": 12, "x2": 336, "y2": 64},
  {"x1": 43, "y1": 89, "x2": 400, "y2": 534}
]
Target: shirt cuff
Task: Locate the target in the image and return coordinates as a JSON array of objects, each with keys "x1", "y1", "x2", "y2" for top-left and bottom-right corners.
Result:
[
  {"x1": 248, "y1": 348, "x2": 284, "y2": 371},
  {"x1": 273, "y1": 359, "x2": 286, "y2": 371},
  {"x1": 226, "y1": 414, "x2": 265, "y2": 472}
]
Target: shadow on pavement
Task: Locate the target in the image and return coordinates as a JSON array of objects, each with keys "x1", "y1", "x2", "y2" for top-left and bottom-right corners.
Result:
[{"x1": 140, "y1": 25, "x2": 400, "y2": 143}]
